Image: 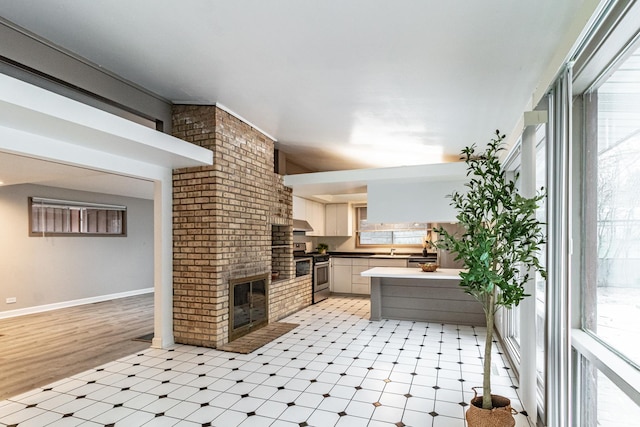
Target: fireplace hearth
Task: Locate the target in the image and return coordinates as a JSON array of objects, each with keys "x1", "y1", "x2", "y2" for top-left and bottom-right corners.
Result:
[{"x1": 229, "y1": 274, "x2": 269, "y2": 341}]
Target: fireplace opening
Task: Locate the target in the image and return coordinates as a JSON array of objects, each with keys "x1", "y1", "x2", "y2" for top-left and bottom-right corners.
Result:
[{"x1": 229, "y1": 274, "x2": 269, "y2": 342}]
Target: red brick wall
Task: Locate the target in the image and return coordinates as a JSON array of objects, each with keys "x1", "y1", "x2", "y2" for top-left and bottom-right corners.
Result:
[{"x1": 172, "y1": 105, "x2": 310, "y2": 348}]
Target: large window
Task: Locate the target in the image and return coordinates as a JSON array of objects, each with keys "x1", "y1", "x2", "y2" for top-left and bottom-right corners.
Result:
[
  {"x1": 596, "y1": 368, "x2": 640, "y2": 426},
  {"x1": 355, "y1": 206, "x2": 429, "y2": 247},
  {"x1": 495, "y1": 121, "x2": 548, "y2": 424},
  {"x1": 585, "y1": 44, "x2": 640, "y2": 368},
  {"x1": 575, "y1": 7, "x2": 640, "y2": 424},
  {"x1": 29, "y1": 197, "x2": 127, "y2": 236},
  {"x1": 500, "y1": 163, "x2": 523, "y2": 351},
  {"x1": 534, "y1": 124, "x2": 547, "y2": 407}
]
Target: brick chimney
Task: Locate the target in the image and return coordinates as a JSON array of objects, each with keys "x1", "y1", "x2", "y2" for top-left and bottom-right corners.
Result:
[{"x1": 171, "y1": 105, "x2": 311, "y2": 348}]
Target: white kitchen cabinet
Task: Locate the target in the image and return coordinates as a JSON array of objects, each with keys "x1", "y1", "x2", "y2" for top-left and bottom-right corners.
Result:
[
  {"x1": 292, "y1": 196, "x2": 305, "y2": 220},
  {"x1": 293, "y1": 197, "x2": 325, "y2": 236},
  {"x1": 351, "y1": 259, "x2": 370, "y2": 294},
  {"x1": 331, "y1": 256, "x2": 409, "y2": 295},
  {"x1": 325, "y1": 203, "x2": 352, "y2": 236},
  {"x1": 368, "y1": 258, "x2": 408, "y2": 268},
  {"x1": 331, "y1": 258, "x2": 352, "y2": 293},
  {"x1": 307, "y1": 199, "x2": 325, "y2": 236}
]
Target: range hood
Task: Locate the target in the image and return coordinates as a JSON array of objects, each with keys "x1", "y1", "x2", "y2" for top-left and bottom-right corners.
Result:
[{"x1": 293, "y1": 219, "x2": 314, "y2": 232}]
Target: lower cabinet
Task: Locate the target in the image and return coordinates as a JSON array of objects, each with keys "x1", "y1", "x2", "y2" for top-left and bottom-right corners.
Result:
[
  {"x1": 351, "y1": 259, "x2": 370, "y2": 294},
  {"x1": 331, "y1": 258, "x2": 352, "y2": 293},
  {"x1": 331, "y1": 257, "x2": 408, "y2": 295},
  {"x1": 368, "y1": 258, "x2": 408, "y2": 268}
]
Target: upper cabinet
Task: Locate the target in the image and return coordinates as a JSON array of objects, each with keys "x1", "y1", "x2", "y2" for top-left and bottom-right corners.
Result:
[
  {"x1": 325, "y1": 203, "x2": 352, "y2": 236},
  {"x1": 293, "y1": 198, "x2": 352, "y2": 236},
  {"x1": 292, "y1": 196, "x2": 305, "y2": 221},
  {"x1": 307, "y1": 200, "x2": 325, "y2": 236},
  {"x1": 293, "y1": 196, "x2": 325, "y2": 236}
]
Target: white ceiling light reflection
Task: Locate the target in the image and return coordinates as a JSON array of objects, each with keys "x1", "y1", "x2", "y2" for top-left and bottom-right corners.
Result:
[
  {"x1": 344, "y1": 117, "x2": 444, "y2": 167},
  {"x1": 336, "y1": 143, "x2": 444, "y2": 168}
]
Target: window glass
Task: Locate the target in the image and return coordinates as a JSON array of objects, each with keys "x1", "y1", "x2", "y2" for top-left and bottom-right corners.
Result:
[
  {"x1": 596, "y1": 369, "x2": 640, "y2": 426},
  {"x1": 507, "y1": 167, "x2": 522, "y2": 348},
  {"x1": 535, "y1": 125, "x2": 547, "y2": 399},
  {"x1": 356, "y1": 206, "x2": 429, "y2": 246},
  {"x1": 30, "y1": 197, "x2": 126, "y2": 236},
  {"x1": 590, "y1": 45, "x2": 640, "y2": 366}
]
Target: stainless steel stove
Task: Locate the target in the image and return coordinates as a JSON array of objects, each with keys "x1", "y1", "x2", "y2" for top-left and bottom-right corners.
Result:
[
  {"x1": 309, "y1": 252, "x2": 330, "y2": 303},
  {"x1": 294, "y1": 244, "x2": 330, "y2": 304}
]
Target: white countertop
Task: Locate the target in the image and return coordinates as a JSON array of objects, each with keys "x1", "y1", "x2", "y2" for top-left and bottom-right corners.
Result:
[{"x1": 361, "y1": 267, "x2": 464, "y2": 280}]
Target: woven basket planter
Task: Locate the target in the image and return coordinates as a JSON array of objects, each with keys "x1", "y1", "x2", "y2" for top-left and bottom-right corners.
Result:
[{"x1": 466, "y1": 388, "x2": 517, "y2": 427}]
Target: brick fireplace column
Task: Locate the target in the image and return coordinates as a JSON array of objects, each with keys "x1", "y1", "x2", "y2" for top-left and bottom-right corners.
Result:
[{"x1": 171, "y1": 105, "x2": 294, "y2": 348}]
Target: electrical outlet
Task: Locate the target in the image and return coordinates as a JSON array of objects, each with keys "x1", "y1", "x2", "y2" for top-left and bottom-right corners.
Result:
[{"x1": 6, "y1": 297, "x2": 16, "y2": 304}]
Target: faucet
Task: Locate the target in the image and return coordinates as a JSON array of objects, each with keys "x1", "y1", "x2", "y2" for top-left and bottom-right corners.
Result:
[{"x1": 390, "y1": 248, "x2": 396, "y2": 256}]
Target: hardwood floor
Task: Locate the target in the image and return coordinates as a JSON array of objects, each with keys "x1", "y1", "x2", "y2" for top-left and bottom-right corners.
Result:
[{"x1": 0, "y1": 293, "x2": 154, "y2": 400}]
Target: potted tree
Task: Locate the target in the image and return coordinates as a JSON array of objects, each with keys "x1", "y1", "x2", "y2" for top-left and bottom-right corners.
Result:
[{"x1": 435, "y1": 130, "x2": 545, "y2": 426}]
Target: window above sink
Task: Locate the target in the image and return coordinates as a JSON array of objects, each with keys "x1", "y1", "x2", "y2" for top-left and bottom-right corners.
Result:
[{"x1": 355, "y1": 206, "x2": 432, "y2": 248}]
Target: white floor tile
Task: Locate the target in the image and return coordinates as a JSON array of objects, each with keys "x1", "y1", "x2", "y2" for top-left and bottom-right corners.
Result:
[
  {"x1": 47, "y1": 416, "x2": 97, "y2": 427},
  {"x1": 172, "y1": 420, "x2": 202, "y2": 427},
  {"x1": 141, "y1": 397, "x2": 182, "y2": 414},
  {"x1": 140, "y1": 415, "x2": 181, "y2": 426},
  {"x1": 10, "y1": 409, "x2": 62, "y2": 427},
  {"x1": 255, "y1": 399, "x2": 288, "y2": 418},
  {"x1": 293, "y1": 391, "x2": 324, "y2": 409},
  {"x1": 317, "y1": 396, "x2": 348, "y2": 412},
  {"x1": 238, "y1": 414, "x2": 275, "y2": 426},
  {"x1": 345, "y1": 400, "x2": 375, "y2": 418},
  {"x1": 377, "y1": 391, "x2": 408, "y2": 409},
  {"x1": 184, "y1": 405, "x2": 225, "y2": 423},
  {"x1": 382, "y1": 381, "x2": 412, "y2": 395},
  {"x1": 402, "y1": 408, "x2": 433, "y2": 426},
  {"x1": 230, "y1": 396, "x2": 266, "y2": 413},
  {"x1": 164, "y1": 401, "x2": 200, "y2": 420},
  {"x1": 306, "y1": 408, "x2": 340, "y2": 426},
  {"x1": 432, "y1": 414, "x2": 467, "y2": 427},
  {"x1": 433, "y1": 400, "x2": 466, "y2": 419},
  {"x1": 209, "y1": 391, "x2": 242, "y2": 409},
  {"x1": 277, "y1": 404, "x2": 314, "y2": 423},
  {"x1": 123, "y1": 392, "x2": 159, "y2": 410},
  {"x1": 72, "y1": 400, "x2": 113, "y2": 421},
  {"x1": 2, "y1": 296, "x2": 533, "y2": 427},
  {"x1": 90, "y1": 406, "x2": 137, "y2": 425},
  {"x1": 370, "y1": 405, "x2": 404, "y2": 423},
  {"x1": 335, "y1": 414, "x2": 371, "y2": 427},
  {"x1": 85, "y1": 384, "x2": 121, "y2": 401}
]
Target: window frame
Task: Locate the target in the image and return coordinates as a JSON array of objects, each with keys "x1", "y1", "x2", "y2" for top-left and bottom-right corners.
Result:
[
  {"x1": 570, "y1": 2, "x2": 640, "y2": 425},
  {"x1": 354, "y1": 205, "x2": 430, "y2": 248},
  {"x1": 29, "y1": 197, "x2": 127, "y2": 237}
]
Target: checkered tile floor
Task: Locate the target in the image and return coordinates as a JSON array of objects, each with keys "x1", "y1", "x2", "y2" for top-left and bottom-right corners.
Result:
[{"x1": 0, "y1": 296, "x2": 531, "y2": 427}]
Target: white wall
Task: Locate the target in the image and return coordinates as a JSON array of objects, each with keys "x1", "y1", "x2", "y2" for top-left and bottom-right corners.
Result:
[
  {"x1": 367, "y1": 179, "x2": 467, "y2": 223},
  {"x1": 0, "y1": 184, "x2": 153, "y2": 312}
]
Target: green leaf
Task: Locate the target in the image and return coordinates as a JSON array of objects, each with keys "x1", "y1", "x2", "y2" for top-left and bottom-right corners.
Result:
[{"x1": 437, "y1": 129, "x2": 546, "y2": 318}]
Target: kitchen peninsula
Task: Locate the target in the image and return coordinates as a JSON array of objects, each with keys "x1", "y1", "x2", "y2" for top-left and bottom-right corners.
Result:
[{"x1": 361, "y1": 267, "x2": 484, "y2": 326}]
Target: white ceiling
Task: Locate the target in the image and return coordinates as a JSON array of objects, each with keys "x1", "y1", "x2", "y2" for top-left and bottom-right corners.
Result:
[
  {"x1": 0, "y1": 0, "x2": 591, "y2": 177},
  {"x1": 0, "y1": 73, "x2": 212, "y2": 200},
  {"x1": 0, "y1": 152, "x2": 155, "y2": 199},
  {"x1": 0, "y1": 0, "x2": 598, "y2": 202}
]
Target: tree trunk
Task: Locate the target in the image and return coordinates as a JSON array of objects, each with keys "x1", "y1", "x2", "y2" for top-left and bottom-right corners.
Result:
[{"x1": 482, "y1": 291, "x2": 496, "y2": 409}]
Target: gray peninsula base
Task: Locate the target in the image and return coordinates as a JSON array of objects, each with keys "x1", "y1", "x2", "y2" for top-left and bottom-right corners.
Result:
[{"x1": 361, "y1": 267, "x2": 484, "y2": 326}]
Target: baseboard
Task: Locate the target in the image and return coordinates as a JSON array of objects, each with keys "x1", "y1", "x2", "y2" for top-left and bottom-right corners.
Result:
[{"x1": 0, "y1": 287, "x2": 154, "y2": 319}]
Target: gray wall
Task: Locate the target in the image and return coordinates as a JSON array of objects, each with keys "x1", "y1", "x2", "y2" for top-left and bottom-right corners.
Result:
[{"x1": 0, "y1": 184, "x2": 153, "y2": 312}]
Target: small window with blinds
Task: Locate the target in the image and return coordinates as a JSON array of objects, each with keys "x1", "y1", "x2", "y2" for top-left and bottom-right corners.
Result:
[
  {"x1": 29, "y1": 197, "x2": 127, "y2": 237},
  {"x1": 355, "y1": 206, "x2": 429, "y2": 247}
]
